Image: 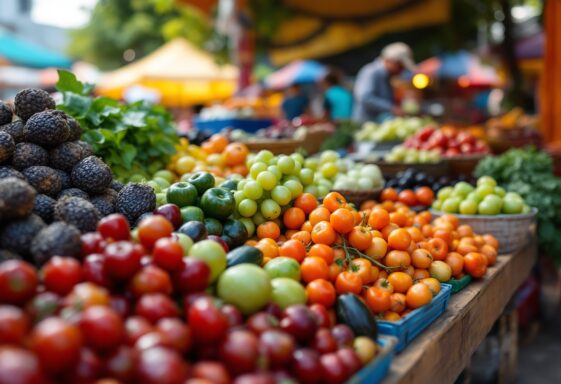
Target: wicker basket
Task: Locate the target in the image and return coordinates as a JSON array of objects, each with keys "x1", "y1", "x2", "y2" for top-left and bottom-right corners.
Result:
[
  {"x1": 331, "y1": 187, "x2": 383, "y2": 208},
  {"x1": 446, "y1": 154, "x2": 486, "y2": 176},
  {"x1": 431, "y1": 208, "x2": 537, "y2": 254},
  {"x1": 241, "y1": 138, "x2": 304, "y2": 155}
]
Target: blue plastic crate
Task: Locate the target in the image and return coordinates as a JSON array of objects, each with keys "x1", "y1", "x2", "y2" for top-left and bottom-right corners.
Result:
[
  {"x1": 348, "y1": 335, "x2": 398, "y2": 384},
  {"x1": 194, "y1": 118, "x2": 273, "y2": 134},
  {"x1": 377, "y1": 283, "x2": 452, "y2": 352}
]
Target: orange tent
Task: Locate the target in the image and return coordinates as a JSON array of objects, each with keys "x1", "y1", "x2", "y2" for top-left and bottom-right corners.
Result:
[{"x1": 540, "y1": 0, "x2": 561, "y2": 143}]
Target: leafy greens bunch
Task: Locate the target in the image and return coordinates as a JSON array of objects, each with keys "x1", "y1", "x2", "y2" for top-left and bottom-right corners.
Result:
[
  {"x1": 55, "y1": 70, "x2": 179, "y2": 181},
  {"x1": 475, "y1": 147, "x2": 561, "y2": 263}
]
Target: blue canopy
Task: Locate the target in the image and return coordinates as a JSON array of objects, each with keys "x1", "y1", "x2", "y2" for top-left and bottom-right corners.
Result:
[{"x1": 0, "y1": 32, "x2": 72, "y2": 69}]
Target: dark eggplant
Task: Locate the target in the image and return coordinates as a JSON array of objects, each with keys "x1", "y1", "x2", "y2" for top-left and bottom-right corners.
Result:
[
  {"x1": 335, "y1": 293, "x2": 378, "y2": 340},
  {"x1": 226, "y1": 246, "x2": 263, "y2": 268}
]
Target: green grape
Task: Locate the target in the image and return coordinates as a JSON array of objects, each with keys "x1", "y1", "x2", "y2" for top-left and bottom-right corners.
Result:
[
  {"x1": 250, "y1": 162, "x2": 268, "y2": 179},
  {"x1": 243, "y1": 180, "x2": 263, "y2": 200},
  {"x1": 304, "y1": 184, "x2": 319, "y2": 195},
  {"x1": 320, "y1": 162, "x2": 338, "y2": 178},
  {"x1": 256, "y1": 171, "x2": 277, "y2": 191},
  {"x1": 255, "y1": 150, "x2": 274, "y2": 163},
  {"x1": 271, "y1": 185, "x2": 292, "y2": 206},
  {"x1": 237, "y1": 179, "x2": 248, "y2": 191},
  {"x1": 261, "y1": 199, "x2": 281, "y2": 220},
  {"x1": 239, "y1": 217, "x2": 256, "y2": 237},
  {"x1": 298, "y1": 168, "x2": 314, "y2": 185},
  {"x1": 278, "y1": 156, "x2": 295, "y2": 174},
  {"x1": 252, "y1": 211, "x2": 266, "y2": 226},
  {"x1": 305, "y1": 158, "x2": 319, "y2": 171},
  {"x1": 268, "y1": 165, "x2": 282, "y2": 180},
  {"x1": 238, "y1": 199, "x2": 258, "y2": 217},
  {"x1": 290, "y1": 161, "x2": 302, "y2": 176},
  {"x1": 268, "y1": 157, "x2": 278, "y2": 166},
  {"x1": 290, "y1": 153, "x2": 305, "y2": 165},
  {"x1": 317, "y1": 185, "x2": 330, "y2": 197},
  {"x1": 233, "y1": 190, "x2": 246, "y2": 205},
  {"x1": 284, "y1": 180, "x2": 304, "y2": 199}
]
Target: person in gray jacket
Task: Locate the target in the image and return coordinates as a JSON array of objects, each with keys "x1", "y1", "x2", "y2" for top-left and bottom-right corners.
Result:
[{"x1": 353, "y1": 42, "x2": 417, "y2": 122}]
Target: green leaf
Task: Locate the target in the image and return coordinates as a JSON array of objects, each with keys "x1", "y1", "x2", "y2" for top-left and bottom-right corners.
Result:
[
  {"x1": 56, "y1": 70, "x2": 84, "y2": 94},
  {"x1": 121, "y1": 143, "x2": 137, "y2": 169},
  {"x1": 122, "y1": 111, "x2": 147, "y2": 127}
]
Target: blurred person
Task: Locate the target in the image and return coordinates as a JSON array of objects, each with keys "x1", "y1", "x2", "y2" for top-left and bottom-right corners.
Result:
[
  {"x1": 353, "y1": 42, "x2": 417, "y2": 122},
  {"x1": 321, "y1": 69, "x2": 353, "y2": 121},
  {"x1": 281, "y1": 83, "x2": 309, "y2": 120}
]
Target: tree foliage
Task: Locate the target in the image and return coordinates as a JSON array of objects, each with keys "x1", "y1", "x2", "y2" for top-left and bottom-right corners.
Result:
[{"x1": 68, "y1": 0, "x2": 226, "y2": 70}]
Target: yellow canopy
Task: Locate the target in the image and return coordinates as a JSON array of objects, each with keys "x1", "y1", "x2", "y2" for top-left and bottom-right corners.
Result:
[
  {"x1": 96, "y1": 38, "x2": 238, "y2": 106},
  {"x1": 270, "y1": 0, "x2": 450, "y2": 65}
]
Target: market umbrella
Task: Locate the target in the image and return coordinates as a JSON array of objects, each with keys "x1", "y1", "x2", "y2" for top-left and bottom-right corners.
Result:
[
  {"x1": 416, "y1": 50, "x2": 500, "y2": 87},
  {"x1": 0, "y1": 31, "x2": 72, "y2": 69},
  {"x1": 265, "y1": 60, "x2": 327, "y2": 89},
  {"x1": 97, "y1": 38, "x2": 239, "y2": 106}
]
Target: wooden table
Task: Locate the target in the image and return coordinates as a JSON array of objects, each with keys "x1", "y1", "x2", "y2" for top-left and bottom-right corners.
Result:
[{"x1": 382, "y1": 239, "x2": 537, "y2": 384}]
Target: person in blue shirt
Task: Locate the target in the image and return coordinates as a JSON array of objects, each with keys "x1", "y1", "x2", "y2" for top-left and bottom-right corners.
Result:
[
  {"x1": 281, "y1": 84, "x2": 309, "y2": 120},
  {"x1": 321, "y1": 69, "x2": 353, "y2": 121},
  {"x1": 353, "y1": 42, "x2": 417, "y2": 122}
]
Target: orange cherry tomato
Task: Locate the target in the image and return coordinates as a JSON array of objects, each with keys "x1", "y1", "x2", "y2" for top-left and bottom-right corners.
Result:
[
  {"x1": 406, "y1": 283, "x2": 433, "y2": 309},
  {"x1": 383, "y1": 312, "x2": 402, "y2": 321},
  {"x1": 364, "y1": 287, "x2": 391, "y2": 313},
  {"x1": 291, "y1": 231, "x2": 311, "y2": 247},
  {"x1": 301, "y1": 220, "x2": 313, "y2": 233},
  {"x1": 311, "y1": 221, "x2": 337, "y2": 246},
  {"x1": 278, "y1": 239, "x2": 306, "y2": 263},
  {"x1": 427, "y1": 238, "x2": 448, "y2": 261},
  {"x1": 328, "y1": 263, "x2": 343, "y2": 282},
  {"x1": 374, "y1": 278, "x2": 394, "y2": 294},
  {"x1": 306, "y1": 279, "x2": 336, "y2": 307},
  {"x1": 323, "y1": 192, "x2": 347, "y2": 213},
  {"x1": 255, "y1": 240, "x2": 278, "y2": 259},
  {"x1": 420, "y1": 277, "x2": 441, "y2": 296},
  {"x1": 365, "y1": 237, "x2": 388, "y2": 261},
  {"x1": 294, "y1": 193, "x2": 318, "y2": 214},
  {"x1": 349, "y1": 258, "x2": 373, "y2": 285},
  {"x1": 347, "y1": 226, "x2": 373, "y2": 251},
  {"x1": 309, "y1": 207, "x2": 331, "y2": 226},
  {"x1": 384, "y1": 250, "x2": 411, "y2": 269},
  {"x1": 398, "y1": 189, "x2": 417, "y2": 206},
  {"x1": 308, "y1": 244, "x2": 334, "y2": 265},
  {"x1": 301, "y1": 257, "x2": 330, "y2": 283},
  {"x1": 464, "y1": 252, "x2": 488, "y2": 278},
  {"x1": 283, "y1": 207, "x2": 306, "y2": 230},
  {"x1": 414, "y1": 187, "x2": 434, "y2": 206},
  {"x1": 368, "y1": 208, "x2": 390, "y2": 230},
  {"x1": 381, "y1": 223, "x2": 399, "y2": 240},
  {"x1": 330, "y1": 208, "x2": 355, "y2": 234},
  {"x1": 387, "y1": 229, "x2": 412, "y2": 251},
  {"x1": 223, "y1": 143, "x2": 249, "y2": 166},
  {"x1": 483, "y1": 234, "x2": 499, "y2": 250},
  {"x1": 445, "y1": 252, "x2": 464, "y2": 277},
  {"x1": 413, "y1": 268, "x2": 430, "y2": 280},
  {"x1": 380, "y1": 188, "x2": 398, "y2": 202},
  {"x1": 389, "y1": 211, "x2": 408, "y2": 227},
  {"x1": 335, "y1": 271, "x2": 363, "y2": 295},
  {"x1": 257, "y1": 221, "x2": 280, "y2": 240},
  {"x1": 411, "y1": 248, "x2": 433, "y2": 269},
  {"x1": 389, "y1": 292, "x2": 407, "y2": 313},
  {"x1": 387, "y1": 272, "x2": 413, "y2": 294}
]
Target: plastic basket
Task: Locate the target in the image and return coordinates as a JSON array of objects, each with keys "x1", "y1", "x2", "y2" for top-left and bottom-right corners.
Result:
[
  {"x1": 431, "y1": 208, "x2": 538, "y2": 254},
  {"x1": 194, "y1": 118, "x2": 273, "y2": 134},
  {"x1": 447, "y1": 275, "x2": 472, "y2": 294},
  {"x1": 348, "y1": 335, "x2": 398, "y2": 384},
  {"x1": 378, "y1": 283, "x2": 452, "y2": 352}
]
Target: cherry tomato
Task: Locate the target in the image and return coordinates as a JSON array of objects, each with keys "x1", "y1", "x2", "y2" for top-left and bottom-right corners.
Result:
[
  {"x1": 464, "y1": 252, "x2": 488, "y2": 278},
  {"x1": 134, "y1": 347, "x2": 189, "y2": 384},
  {"x1": 306, "y1": 279, "x2": 336, "y2": 307},
  {"x1": 291, "y1": 348, "x2": 321, "y2": 384},
  {"x1": 188, "y1": 297, "x2": 229, "y2": 345},
  {"x1": 152, "y1": 238, "x2": 184, "y2": 272},
  {"x1": 387, "y1": 272, "x2": 413, "y2": 294},
  {"x1": 31, "y1": 317, "x2": 83, "y2": 374},
  {"x1": 0, "y1": 305, "x2": 29, "y2": 345},
  {"x1": 104, "y1": 345, "x2": 134, "y2": 382},
  {"x1": 82, "y1": 253, "x2": 113, "y2": 288},
  {"x1": 173, "y1": 258, "x2": 211, "y2": 294},
  {"x1": 320, "y1": 352, "x2": 349, "y2": 384},
  {"x1": 259, "y1": 329, "x2": 296, "y2": 368},
  {"x1": 0, "y1": 346, "x2": 45, "y2": 383},
  {"x1": 0, "y1": 260, "x2": 37, "y2": 305},
  {"x1": 219, "y1": 329, "x2": 259, "y2": 375},
  {"x1": 129, "y1": 265, "x2": 172, "y2": 297},
  {"x1": 97, "y1": 213, "x2": 131, "y2": 241},
  {"x1": 134, "y1": 293, "x2": 179, "y2": 323},
  {"x1": 312, "y1": 328, "x2": 338, "y2": 354},
  {"x1": 137, "y1": 215, "x2": 174, "y2": 249},
  {"x1": 192, "y1": 361, "x2": 231, "y2": 384},
  {"x1": 156, "y1": 318, "x2": 192, "y2": 354},
  {"x1": 42, "y1": 256, "x2": 82, "y2": 295},
  {"x1": 364, "y1": 287, "x2": 391, "y2": 313},
  {"x1": 103, "y1": 241, "x2": 143, "y2": 280},
  {"x1": 406, "y1": 283, "x2": 433, "y2": 309},
  {"x1": 81, "y1": 232, "x2": 105, "y2": 257},
  {"x1": 80, "y1": 305, "x2": 125, "y2": 352},
  {"x1": 125, "y1": 316, "x2": 154, "y2": 346},
  {"x1": 335, "y1": 271, "x2": 362, "y2": 295},
  {"x1": 301, "y1": 257, "x2": 330, "y2": 283}
]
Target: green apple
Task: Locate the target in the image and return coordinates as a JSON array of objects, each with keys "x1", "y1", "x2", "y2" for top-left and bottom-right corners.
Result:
[
  {"x1": 465, "y1": 192, "x2": 481, "y2": 203},
  {"x1": 453, "y1": 181, "x2": 474, "y2": 197},
  {"x1": 174, "y1": 233, "x2": 193, "y2": 255},
  {"x1": 441, "y1": 198, "x2": 461, "y2": 213},
  {"x1": 217, "y1": 264, "x2": 271, "y2": 315},
  {"x1": 502, "y1": 197, "x2": 524, "y2": 214},
  {"x1": 264, "y1": 257, "x2": 301, "y2": 281},
  {"x1": 270, "y1": 278, "x2": 307, "y2": 309},
  {"x1": 494, "y1": 186, "x2": 506, "y2": 197},
  {"x1": 476, "y1": 185, "x2": 495, "y2": 199},
  {"x1": 477, "y1": 176, "x2": 497, "y2": 188},
  {"x1": 459, "y1": 200, "x2": 478, "y2": 215},
  {"x1": 504, "y1": 192, "x2": 524, "y2": 202},
  {"x1": 432, "y1": 200, "x2": 442, "y2": 210},
  {"x1": 478, "y1": 199, "x2": 501, "y2": 215},
  {"x1": 188, "y1": 240, "x2": 227, "y2": 282},
  {"x1": 437, "y1": 186, "x2": 454, "y2": 201},
  {"x1": 485, "y1": 195, "x2": 503, "y2": 211}
]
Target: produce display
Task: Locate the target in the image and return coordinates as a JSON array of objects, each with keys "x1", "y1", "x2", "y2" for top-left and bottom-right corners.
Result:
[
  {"x1": 383, "y1": 145, "x2": 441, "y2": 164},
  {"x1": 0, "y1": 81, "x2": 537, "y2": 384},
  {"x1": 355, "y1": 117, "x2": 434, "y2": 143},
  {"x1": 403, "y1": 126, "x2": 490, "y2": 157},
  {"x1": 432, "y1": 176, "x2": 530, "y2": 215}
]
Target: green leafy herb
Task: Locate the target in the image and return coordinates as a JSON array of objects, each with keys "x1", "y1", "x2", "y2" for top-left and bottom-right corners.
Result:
[{"x1": 56, "y1": 70, "x2": 179, "y2": 181}]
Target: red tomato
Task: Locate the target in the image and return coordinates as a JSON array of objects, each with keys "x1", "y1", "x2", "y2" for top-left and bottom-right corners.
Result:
[
  {"x1": 0, "y1": 260, "x2": 37, "y2": 305},
  {"x1": 79, "y1": 306, "x2": 125, "y2": 352},
  {"x1": 42, "y1": 256, "x2": 82, "y2": 295}
]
